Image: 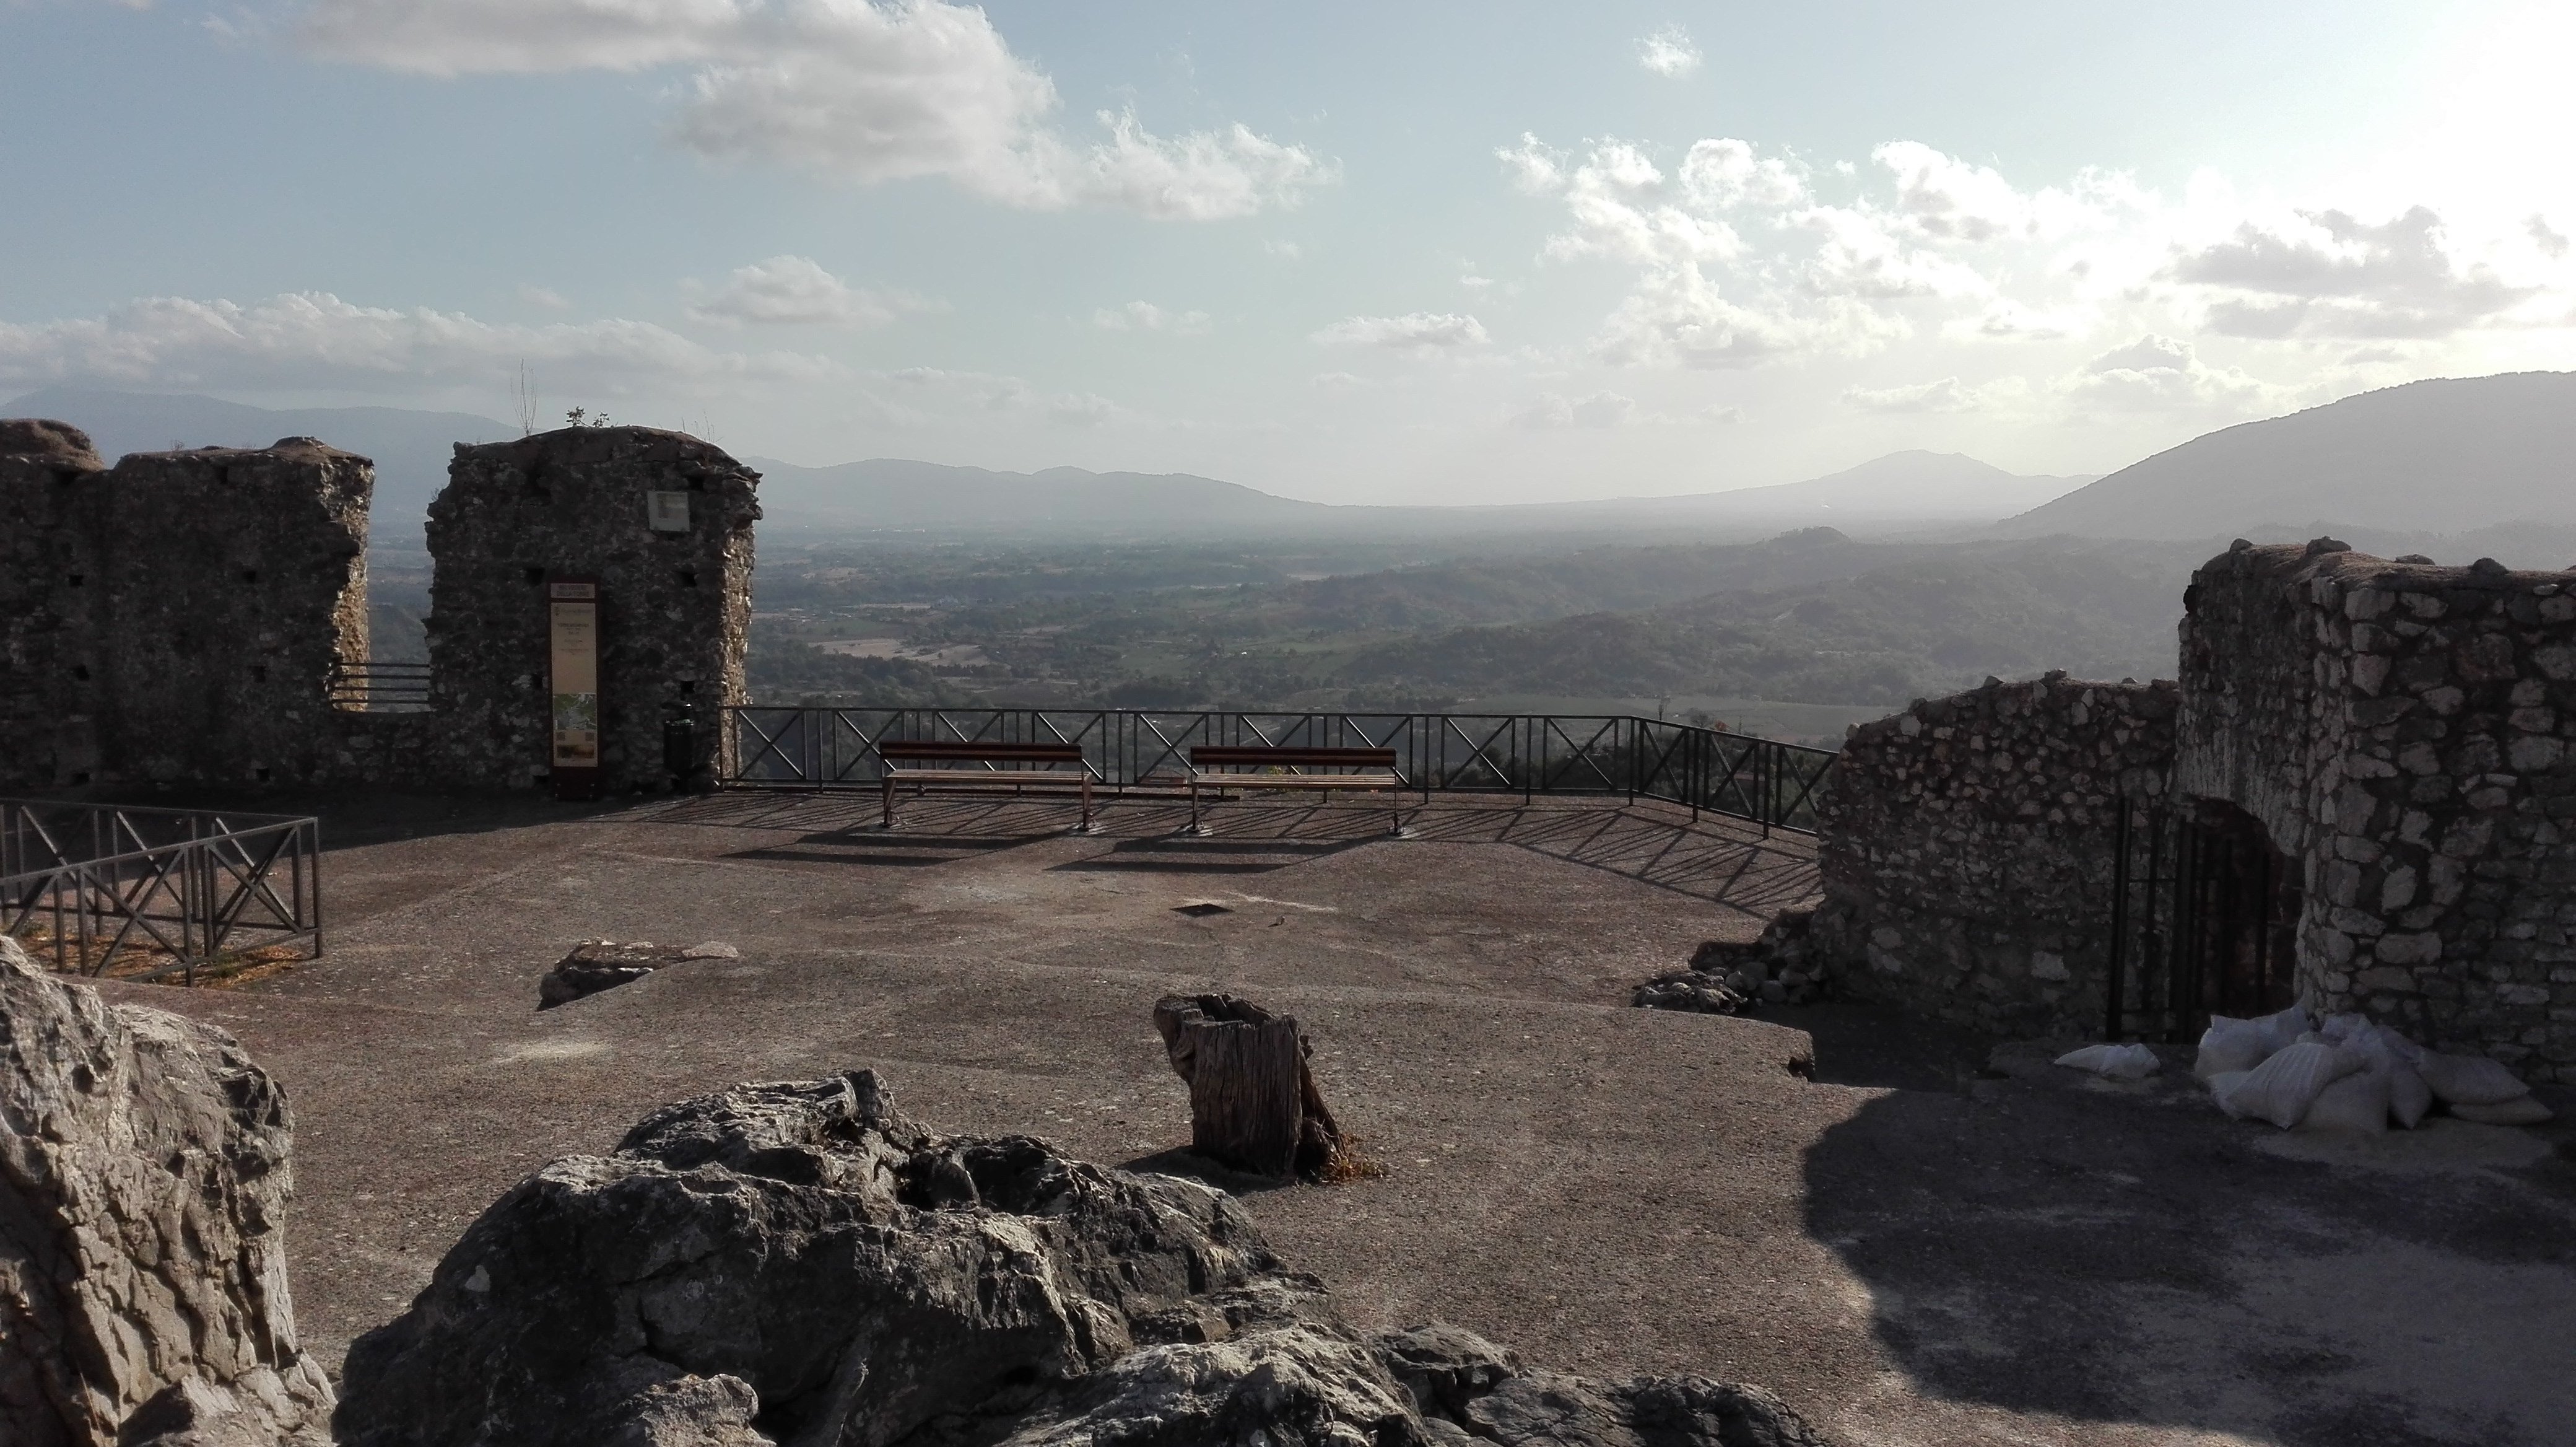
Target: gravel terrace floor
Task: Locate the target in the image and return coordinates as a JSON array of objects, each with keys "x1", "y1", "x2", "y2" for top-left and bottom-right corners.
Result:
[{"x1": 80, "y1": 788, "x2": 2576, "y2": 1447}]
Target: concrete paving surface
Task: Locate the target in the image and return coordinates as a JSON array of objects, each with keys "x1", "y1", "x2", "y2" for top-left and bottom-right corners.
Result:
[{"x1": 81, "y1": 788, "x2": 2576, "y2": 1447}]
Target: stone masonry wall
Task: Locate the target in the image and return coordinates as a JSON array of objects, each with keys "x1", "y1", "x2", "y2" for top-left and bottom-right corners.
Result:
[
  {"x1": 2180, "y1": 540, "x2": 2576, "y2": 1082},
  {"x1": 1, "y1": 424, "x2": 370, "y2": 790},
  {"x1": 1, "y1": 422, "x2": 106, "y2": 792},
  {"x1": 424, "y1": 427, "x2": 759, "y2": 793},
  {"x1": 1809, "y1": 673, "x2": 2178, "y2": 1036}
]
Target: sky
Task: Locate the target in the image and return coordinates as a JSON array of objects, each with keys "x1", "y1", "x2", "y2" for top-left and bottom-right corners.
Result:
[{"x1": 3, "y1": 1, "x2": 2574, "y2": 503}]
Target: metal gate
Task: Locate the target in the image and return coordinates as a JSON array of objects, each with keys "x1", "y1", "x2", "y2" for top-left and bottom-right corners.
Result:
[{"x1": 2105, "y1": 798, "x2": 2299, "y2": 1041}]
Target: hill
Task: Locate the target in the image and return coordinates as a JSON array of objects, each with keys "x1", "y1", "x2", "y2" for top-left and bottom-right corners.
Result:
[
  {"x1": 1999, "y1": 371, "x2": 2576, "y2": 540},
  {"x1": 0, "y1": 387, "x2": 515, "y2": 544},
  {"x1": 1335, "y1": 538, "x2": 2203, "y2": 706},
  {"x1": 747, "y1": 457, "x2": 1334, "y2": 533}
]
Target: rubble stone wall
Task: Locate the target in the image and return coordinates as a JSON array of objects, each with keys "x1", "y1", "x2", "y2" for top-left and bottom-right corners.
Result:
[
  {"x1": 1809, "y1": 673, "x2": 2179, "y2": 1036},
  {"x1": 0, "y1": 424, "x2": 370, "y2": 791},
  {"x1": 425, "y1": 427, "x2": 759, "y2": 793},
  {"x1": 1, "y1": 420, "x2": 756, "y2": 797},
  {"x1": 2180, "y1": 540, "x2": 2576, "y2": 1082}
]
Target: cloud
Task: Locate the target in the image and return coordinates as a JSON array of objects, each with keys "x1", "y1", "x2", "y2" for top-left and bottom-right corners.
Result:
[
  {"x1": 1635, "y1": 25, "x2": 1701, "y2": 77},
  {"x1": 684, "y1": 255, "x2": 932, "y2": 328},
  {"x1": 2167, "y1": 206, "x2": 2537, "y2": 338},
  {"x1": 867, "y1": 364, "x2": 1130, "y2": 429},
  {"x1": 2058, "y1": 334, "x2": 2284, "y2": 412},
  {"x1": 298, "y1": 0, "x2": 1332, "y2": 220},
  {"x1": 0, "y1": 291, "x2": 831, "y2": 393},
  {"x1": 1264, "y1": 239, "x2": 1303, "y2": 260},
  {"x1": 1502, "y1": 128, "x2": 2575, "y2": 377},
  {"x1": 1840, "y1": 377, "x2": 1990, "y2": 413},
  {"x1": 1093, "y1": 300, "x2": 1211, "y2": 334},
  {"x1": 1511, "y1": 390, "x2": 1642, "y2": 428},
  {"x1": 517, "y1": 284, "x2": 572, "y2": 310},
  {"x1": 1311, "y1": 312, "x2": 1490, "y2": 352}
]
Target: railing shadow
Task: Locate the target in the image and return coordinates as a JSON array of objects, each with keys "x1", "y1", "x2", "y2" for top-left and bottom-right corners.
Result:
[{"x1": 651, "y1": 792, "x2": 1817, "y2": 916}]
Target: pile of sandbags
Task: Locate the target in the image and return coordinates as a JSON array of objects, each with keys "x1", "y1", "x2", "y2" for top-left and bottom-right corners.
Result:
[{"x1": 2193, "y1": 1006, "x2": 2554, "y2": 1132}]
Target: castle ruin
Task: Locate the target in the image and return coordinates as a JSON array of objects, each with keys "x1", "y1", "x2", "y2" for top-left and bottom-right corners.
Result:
[{"x1": 0, "y1": 419, "x2": 757, "y2": 797}]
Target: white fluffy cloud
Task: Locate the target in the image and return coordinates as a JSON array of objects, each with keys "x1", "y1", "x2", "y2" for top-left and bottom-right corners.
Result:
[
  {"x1": 1311, "y1": 312, "x2": 1490, "y2": 352},
  {"x1": 1842, "y1": 377, "x2": 1989, "y2": 414},
  {"x1": 684, "y1": 255, "x2": 933, "y2": 328},
  {"x1": 1500, "y1": 128, "x2": 2576, "y2": 405},
  {"x1": 1094, "y1": 301, "x2": 1211, "y2": 334},
  {"x1": 0, "y1": 291, "x2": 830, "y2": 391},
  {"x1": 2166, "y1": 207, "x2": 2538, "y2": 339},
  {"x1": 2057, "y1": 334, "x2": 2284, "y2": 413},
  {"x1": 1635, "y1": 26, "x2": 1700, "y2": 78},
  {"x1": 298, "y1": 0, "x2": 1331, "y2": 219},
  {"x1": 1512, "y1": 390, "x2": 1642, "y2": 429}
]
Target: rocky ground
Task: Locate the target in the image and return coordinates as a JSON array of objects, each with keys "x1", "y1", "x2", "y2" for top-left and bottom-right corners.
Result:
[{"x1": 71, "y1": 788, "x2": 2576, "y2": 1447}]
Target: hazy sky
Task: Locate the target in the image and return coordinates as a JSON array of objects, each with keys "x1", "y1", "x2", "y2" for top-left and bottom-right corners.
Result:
[{"x1": 4, "y1": 1, "x2": 2572, "y2": 501}]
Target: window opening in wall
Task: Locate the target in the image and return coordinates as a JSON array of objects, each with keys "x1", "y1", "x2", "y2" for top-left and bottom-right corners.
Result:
[{"x1": 2107, "y1": 798, "x2": 2300, "y2": 1040}]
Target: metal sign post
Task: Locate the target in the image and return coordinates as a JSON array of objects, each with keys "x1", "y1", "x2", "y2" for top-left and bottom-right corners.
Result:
[{"x1": 547, "y1": 579, "x2": 601, "y2": 801}]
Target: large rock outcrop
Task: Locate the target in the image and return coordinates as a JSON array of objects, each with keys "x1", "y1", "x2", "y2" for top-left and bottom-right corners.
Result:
[
  {"x1": 339, "y1": 1070, "x2": 1827, "y2": 1447},
  {"x1": 0, "y1": 937, "x2": 333, "y2": 1446}
]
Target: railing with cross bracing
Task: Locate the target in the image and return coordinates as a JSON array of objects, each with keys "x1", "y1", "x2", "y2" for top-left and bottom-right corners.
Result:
[
  {"x1": 718, "y1": 707, "x2": 1838, "y2": 834},
  {"x1": 2, "y1": 800, "x2": 323, "y2": 984}
]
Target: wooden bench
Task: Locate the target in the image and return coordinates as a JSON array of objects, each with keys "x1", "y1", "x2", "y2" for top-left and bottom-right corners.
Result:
[
  {"x1": 1188, "y1": 746, "x2": 1409, "y2": 834},
  {"x1": 879, "y1": 740, "x2": 1095, "y2": 830}
]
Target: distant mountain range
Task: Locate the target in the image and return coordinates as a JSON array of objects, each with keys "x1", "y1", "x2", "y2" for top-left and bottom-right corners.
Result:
[
  {"x1": 12, "y1": 369, "x2": 2576, "y2": 549},
  {"x1": 0, "y1": 387, "x2": 515, "y2": 545},
  {"x1": 1999, "y1": 371, "x2": 2576, "y2": 540},
  {"x1": 746, "y1": 447, "x2": 2091, "y2": 538}
]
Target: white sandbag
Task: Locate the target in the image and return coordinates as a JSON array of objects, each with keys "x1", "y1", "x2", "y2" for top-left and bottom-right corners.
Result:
[
  {"x1": 2194, "y1": 1017, "x2": 2271, "y2": 1079},
  {"x1": 2055, "y1": 1043, "x2": 2160, "y2": 1080},
  {"x1": 2250, "y1": 1005, "x2": 2313, "y2": 1056},
  {"x1": 2206, "y1": 1070, "x2": 2254, "y2": 1118},
  {"x1": 2217, "y1": 1041, "x2": 2359, "y2": 1129},
  {"x1": 2451, "y1": 1096, "x2": 2556, "y2": 1126},
  {"x1": 2418, "y1": 1051, "x2": 2530, "y2": 1106},
  {"x1": 2386, "y1": 1061, "x2": 2433, "y2": 1129},
  {"x1": 2298, "y1": 1069, "x2": 2390, "y2": 1134}
]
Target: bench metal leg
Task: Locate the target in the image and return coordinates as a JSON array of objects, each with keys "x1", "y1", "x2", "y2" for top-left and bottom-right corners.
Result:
[{"x1": 882, "y1": 775, "x2": 895, "y2": 829}]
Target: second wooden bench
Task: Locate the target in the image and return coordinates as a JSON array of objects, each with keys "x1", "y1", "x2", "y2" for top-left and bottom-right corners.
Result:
[
  {"x1": 880, "y1": 740, "x2": 1095, "y2": 830},
  {"x1": 1188, "y1": 745, "x2": 1409, "y2": 834}
]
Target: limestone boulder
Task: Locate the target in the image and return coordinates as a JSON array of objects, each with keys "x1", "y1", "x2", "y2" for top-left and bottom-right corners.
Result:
[
  {"x1": 0, "y1": 937, "x2": 332, "y2": 1447},
  {"x1": 338, "y1": 1070, "x2": 1834, "y2": 1447}
]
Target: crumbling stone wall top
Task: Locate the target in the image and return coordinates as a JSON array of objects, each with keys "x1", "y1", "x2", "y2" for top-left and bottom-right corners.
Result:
[
  {"x1": 2180, "y1": 538, "x2": 2576, "y2": 1080},
  {"x1": 426, "y1": 425, "x2": 759, "y2": 793},
  {"x1": 1811, "y1": 672, "x2": 2180, "y2": 1038}
]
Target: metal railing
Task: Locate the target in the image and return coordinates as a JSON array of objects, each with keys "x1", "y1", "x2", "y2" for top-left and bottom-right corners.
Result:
[
  {"x1": 2, "y1": 800, "x2": 323, "y2": 984},
  {"x1": 329, "y1": 660, "x2": 433, "y2": 712},
  {"x1": 720, "y1": 707, "x2": 1837, "y2": 833}
]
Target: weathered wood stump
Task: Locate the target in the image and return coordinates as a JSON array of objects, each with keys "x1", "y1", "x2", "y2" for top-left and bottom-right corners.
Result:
[{"x1": 1152, "y1": 993, "x2": 1346, "y2": 1178}]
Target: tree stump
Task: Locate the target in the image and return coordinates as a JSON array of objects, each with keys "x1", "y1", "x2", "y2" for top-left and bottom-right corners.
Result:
[{"x1": 1152, "y1": 993, "x2": 1346, "y2": 1178}]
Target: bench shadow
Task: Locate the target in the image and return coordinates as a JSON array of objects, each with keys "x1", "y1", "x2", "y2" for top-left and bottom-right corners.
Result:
[{"x1": 1802, "y1": 1064, "x2": 2576, "y2": 1446}]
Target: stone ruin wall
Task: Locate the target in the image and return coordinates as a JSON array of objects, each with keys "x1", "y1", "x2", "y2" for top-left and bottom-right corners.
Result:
[
  {"x1": 1, "y1": 419, "x2": 757, "y2": 798},
  {"x1": 1808, "y1": 673, "x2": 2178, "y2": 1036},
  {"x1": 1, "y1": 421, "x2": 370, "y2": 792},
  {"x1": 2180, "y1": 540, "x2": 2576, "y2": 1082},
  {"x1": 419, "y1": 429, "x2": 759, "y2": 793}
]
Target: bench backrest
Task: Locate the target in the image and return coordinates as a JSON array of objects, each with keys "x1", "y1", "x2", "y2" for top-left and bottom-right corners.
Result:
[
  {"x1": 880, "y1": 740, "x2": 1087, "y2": 765},
  {"x1": 1191, "y1": 746, "x2": 1399, "y2": 771}
]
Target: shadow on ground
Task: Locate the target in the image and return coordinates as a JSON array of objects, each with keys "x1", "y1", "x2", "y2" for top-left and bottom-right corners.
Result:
[
  {"x1": 657, "y1": 790, "x2": 1819, "y2": 914},
  {"x1": 1803, "y1": 1052, "x2": 2576, "y2": 1446}
]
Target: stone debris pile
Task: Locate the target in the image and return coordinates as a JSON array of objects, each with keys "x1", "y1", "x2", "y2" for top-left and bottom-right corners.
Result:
[
  {"x1": 1636, "y1": 912, "x2": 1826, "y2": 1015},
  {"x1": 336, "y1": 1069, "x2": 1833, "y2": 1447},
  {"x1": 2191, "y1": 1006, "x2": 2554, "y2": 1131},
  {"x1": 538, "y1": 938, "x2": 740, "y2": 1008}
]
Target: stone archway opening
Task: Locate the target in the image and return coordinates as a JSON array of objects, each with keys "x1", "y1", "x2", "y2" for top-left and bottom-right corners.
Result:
[{"x1": 2109, "y1": 797, "x2": 2301, "y2": 1039}]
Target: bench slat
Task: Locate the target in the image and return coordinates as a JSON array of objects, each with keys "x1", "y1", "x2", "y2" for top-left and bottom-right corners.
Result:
[
  {"x1": 1190, "y1": 746, "x2": 1398, "y2": 768},
  {"x1": 881, "y1": 741, "x2": 1086, "y2": 763}
]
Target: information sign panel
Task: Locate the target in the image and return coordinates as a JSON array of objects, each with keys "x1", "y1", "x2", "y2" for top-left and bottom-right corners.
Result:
[{"x1": 547, "y1": 579, "x2": 601, "y2": 800}]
